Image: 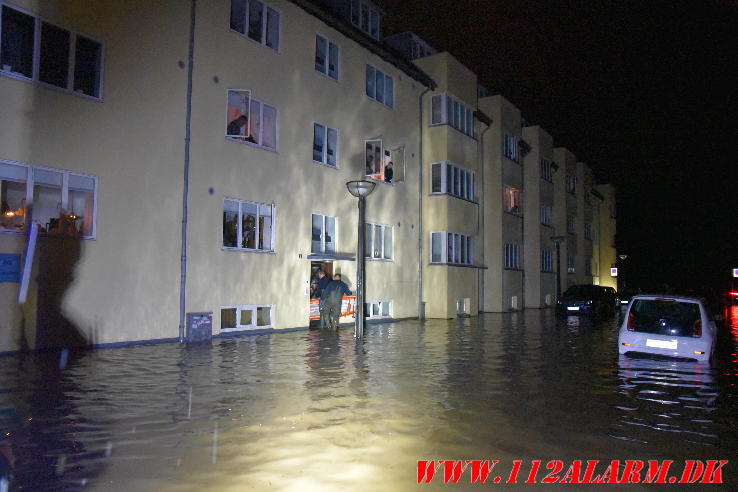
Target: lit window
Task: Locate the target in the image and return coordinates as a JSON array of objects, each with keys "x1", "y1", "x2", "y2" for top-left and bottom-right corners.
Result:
[
  {"x1": 226, "y1": 89, "x2": 277, "y2": 150},
  {"x1": 503, "y1": 185, "x2": 523, "y2": 216},
  {"x1": 365, "y1": 222, "x2": 392, "y2": 260},
  {"x1": 230, "y1": 0, "x2": 280, "y2": 50},
  {"x1": 223, "y1": 199, "x2": 274, "y2": 251}
]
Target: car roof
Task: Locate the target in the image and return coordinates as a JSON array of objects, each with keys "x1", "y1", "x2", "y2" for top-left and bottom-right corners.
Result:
[{"x1": 630, "y1": 294, "x2": 705, "y2": 304}]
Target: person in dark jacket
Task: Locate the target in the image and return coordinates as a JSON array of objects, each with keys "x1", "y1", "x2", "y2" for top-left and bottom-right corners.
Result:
[{"x1": 321, "y1": 274, "x2": 352, "y2": 329}]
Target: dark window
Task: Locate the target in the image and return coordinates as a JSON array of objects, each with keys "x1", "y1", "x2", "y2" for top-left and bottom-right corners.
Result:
[
  {"x1": 1, "y1": 6, "x2": 35, "y2": 78},
  {"x1": 248, "y1": 0, "x2": 264, "y2": 42},
  {"x1": 39, "y1": 22, "x2": 71, "y2": 88},
  {"x1": 73, "y1": 35, "x2": 102, "y2": 97},
  {"x1": 629, "y1": 300, "x2": 702, "y2": 337}
]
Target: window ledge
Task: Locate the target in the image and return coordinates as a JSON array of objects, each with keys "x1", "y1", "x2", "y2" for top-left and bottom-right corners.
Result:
[
  {"x1": 365, "y1": 257, "x2": 393, "y2": 262},
  {"x1": 365, "y1": 95, "x2": 393, "y2": 110},
  {"x1": 229, "y1": 28, "x2": 280, "y2": 54},
  {"x1": 428, "y1": 192, "x2": 477, "y2": 204},
  {"x1": 1, "y1": 69, "x2": 103, "y2": 102},
  {"x1": 313, "y1": 160, "x2": 339, "y2": 170},
  {"x1": 315, "y1": 70, "x2": 340, "y2": 83},
  {"x1": 226, "y1": 136, "x2": 277, "y2": 153},
  {"x1": 222, "y1": 247, "x2": 276, "y2": 254},
  {"x1": 541, "y1": 223, "x2": 554, "y2": 228},
  {"x1": 504, "y1": 267, "x2": 523, "y2": 271},
  {"x1": 504, "y1": 211, "x2": 523, "y2": 218},
  {"x1": 220, "y1": 326, "x2": 272, "y2": 333},
  {"x1": 429, "y1": 262, "x2": 485, "y2": 269},
  {"x1": 366, "y1": 176, "x2": 395, "y2": 186}
]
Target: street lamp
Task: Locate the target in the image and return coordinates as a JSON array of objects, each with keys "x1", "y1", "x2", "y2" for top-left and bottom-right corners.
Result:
[
  {"x1": 346, "y1": 180, "x2": 376, "y2": 338},
  {"x1": 551, "y1": 235, "x2": 565, "y2": 301},
  {"x1": 618, "y1": 254, "x2": 628, "y2": 291}
]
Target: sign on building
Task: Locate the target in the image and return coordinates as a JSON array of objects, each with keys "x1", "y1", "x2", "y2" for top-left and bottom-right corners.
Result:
[
  {"x1": 610, "y1": 267, "x2": 618, "y2": 277},
  {"x1": 0, "y1": 254, "x2": 20, "y2": 283}
]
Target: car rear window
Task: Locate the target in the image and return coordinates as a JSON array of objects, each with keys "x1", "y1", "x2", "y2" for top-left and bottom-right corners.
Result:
[
  {"x1": 564, "y1": 285, "x2": 602, "y2": 296},
  {"x1": 628, "y1": 299, "x2": 701, "y2": 336}
]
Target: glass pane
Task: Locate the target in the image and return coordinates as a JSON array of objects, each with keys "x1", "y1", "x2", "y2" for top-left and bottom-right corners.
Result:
[
  {"x1": 242, "y1": 202, "x2": 257, "y2": 249},
  {"x1": 385, "y1": 76, "x2": 393, "y2": 108},
  {"x1": 454, "y1": 234, "x2": 461, "y2": 263},
  {"x1": 256, "y1": 306, "x2": 271, "y2": 326},
  {"x1": 372, "y1": 303, "x2": 379, "y2": 316},
  {"x1": 230, "y1": 0, "x2": 246, "y2": 33},
  {"x1": 248, "y1": 100, "x2": 261, "y2": 145},
  {"x1": 381, "y1": 301, "x2": 389, "y2": 317},
  {"x1": 364, "y1": 223, "x2": 371, "y2": 258},
  {"x1": 223, "y1": 200, "x2": 238, "y2": 247},
  {"x1": 461, "y1": 236, "x2": 466, "y2": 264},
  {"x1": 326, "y1": 127, "x2": 337, "y2": 167},
  {"x1": 447, "y1": 233, "x2": 453, "y2": 263},
  {"x1": 365, "y1": 142, "x2": 374, "y2": 176},
  {"x1": 383, "y1": 227, "x2": 392, "y2": 259},
  {"x1": 221, "y1": 308, "x2": 237, "y2": 329},
  {"x1": 315, "y1": 35, "x2": 326, "y2": 73},
  {"x1": 370, "y1": 10, "x2": 379, "y2": 38},
  {"x1": 261, "y1": 104, "x2": 276, "y2": 149},
  {"x1": 240, "y1": 308, "x2": 253, "y2": 326},
  {"x1": 33, "y1": 168, "x2": 62, "y2": 234},
  {"x1": 311, "y1": 214, "x2": 322, "y2": 253},
  {"x1": 373, "y1": 224, "x2": 382, "y2": 258},
  {"x1": 350, "y1": 0, "x2": 360, "y2": 25},
  {"x1": 431, "y1": 95, "x2": 442, "y2": 124},
  {"x1": 328, "y1": 42, "x2": 338, "y2": 79},
  {"x1": 1, "y1": 6, "x2": 34, "y2": 78},
  {"x1": 446, "y1": 165, "x2": 452, "y2": 194},
  {"x1": 73, "y1": 35, "x2": 102, "y2": 97},
  {"x1": 466, "y1": 173, "x2": 472, "y2": 200},
  {"x1": 258, "y1": 204, "x2": 272, "y2": 250},
  {"x1": 453, "y1": 167, "x2": 459, "y2": 196},
  {"x1": 265, "y1": 7, "x2": 279, "y2": 50},
  {"x1": 226, "y1": 90, "x2": 250, "y2": 138},
  {"x1": 374, "y1": 145, "x2": 382, "y2": 177},
  {"x1": 39, "y1": 23, "x2": 70, "y2": 88},
  {"x1": 324, "y1": 215, "x2": 335, "y2": 254},
  {"x1": 0, "y1": 165, "x2": 27, "y2": 232},
  {"x1": 365, "y1": 65, "x2": 375, "y2": 98},
  {"x1": 68, "y1": 174, "x2": 94, "y2": 237},
  {"x1": 248, "y1": 0, "x2": 264, "y2": 42},
  {"x1": 313, "y1": 123, "x2": 324, "y2": 162},
  {"x1": 431, "y1": 163, "x2": 441, "y2": 192},
  {"x1": 361, "y1": 4, "x2": 369, "y2": 32},
  {"x1": 375, "y1": 71, "x2": 384, "y2": 103},
  {"x1": 460, "y1": 170, "x2": 466, "y2": 198},
  {"x1": 431, "y1": 232, "x2": 442, "y2": 262},
  {"x1": 467, "y1": 237, "x2": 473, "y2": 264}
]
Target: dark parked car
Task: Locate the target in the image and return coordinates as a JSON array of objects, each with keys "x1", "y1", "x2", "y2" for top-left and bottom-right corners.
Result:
[{"x1": 556, "y1": 284, "x2": 615, "y2": 317}]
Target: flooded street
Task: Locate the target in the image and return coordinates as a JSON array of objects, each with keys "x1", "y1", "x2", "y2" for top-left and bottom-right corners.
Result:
[{"x1": 1, "y1": 309, "x2": 737, "y2": 491}]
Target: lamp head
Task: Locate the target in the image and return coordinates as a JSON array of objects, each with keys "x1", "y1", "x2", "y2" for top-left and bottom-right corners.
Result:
[
  {"x1": 550, "y1": 235, "x2": 565, "y2": 244},
  {"x1": 346, "y1": 180, "x2": 376, "y2": 198}
]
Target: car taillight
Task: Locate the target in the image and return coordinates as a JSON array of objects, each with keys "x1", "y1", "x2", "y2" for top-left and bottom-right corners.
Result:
[
  {"x1": 692, "y1": 319, "x2": 702, "y2": 338},
  {"x1": 627, "y1": 313, "x2": 635, "y2": 331}
]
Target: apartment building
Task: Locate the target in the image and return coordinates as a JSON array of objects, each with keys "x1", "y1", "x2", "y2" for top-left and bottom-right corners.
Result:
[
  {"x1": 594, "y1": 184, "x2": 617, "y2": 289},
  {"x1": 0, "y1": 1, "x2": 617, "y2": 353}
]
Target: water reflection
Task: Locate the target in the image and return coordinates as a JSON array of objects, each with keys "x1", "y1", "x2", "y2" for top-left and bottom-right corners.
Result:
[{"x1": 0, "y1": 313, "x2": 736, "y2": 491}]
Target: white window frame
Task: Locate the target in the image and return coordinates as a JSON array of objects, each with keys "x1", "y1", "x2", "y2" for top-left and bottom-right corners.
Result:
[
  {"x1": 429, "y1": 161, "x2": 475, "y2": 202},
  {"x1": 313, "y1": 122, "x2": 338, "y2": 168},
  {"x1": 314, "y1": 34, "x2": 339, "y2": 81},
  {"x1": 222, "y1": 198, "x2": 276, "y2": 252},
  {"x1": 365, "y1": 222, "x2": 392, "y2": 260},
  {"x1": 567, "y1": 215, "x2": 576, "y2": 235},
  {"x1": 0, "y1": 158, "x2": 98, "y2": 239},
  {"x1": 365, "y1": 299, "x2": 391, "y2": 319},
  {"x1": 220, "y1": 304, "x2": 273, "y2": 331},
  {"x1": 540, "y1": 159, "x2": 553, "y2": 182},
  {"x1": 504, "y1": 243, "x2": 521, "y2": 270},
  {"x1": 351, "y1": 1, "x2": 381, "y2": 40},
  {"x1": 225, "y1": 89, "x2": 277, "y2": 151},
  {"x1": 540, "y1": 204, "x2": 553, "y2": 226},
  {"x1": 0, "y1": 2, "x2": 104, "y2": 100},
  {"x1": 229, "y1": 0, "x2": 281, "y2": 51},
  {"x1": 566, "y1": 173, "x2": 577, "y2": 194},
  {"x1": 311, "y1": 213, "x2": 336, "y2": 254},
  {"x1": 428, "y1": 93, "x2": 475, "y2": 138},
  {"x1": 365, "y1": 64, "x2": 393, "y2": 108},
  {"x1": 567, "y1": 255, "x2": 575, "y2": 274},
  {"x1": 503, "y1": 133, "x2": 519, "y2": 163},
  {"x1": 429, "y1": 231, "x2": 474, "y2": 266},
  {"x1": 541, "y1": 249, "x2": 553, "y2": 272},
  {"x1": 503, "y1": 185, "x2": 523, "y2": 216}
]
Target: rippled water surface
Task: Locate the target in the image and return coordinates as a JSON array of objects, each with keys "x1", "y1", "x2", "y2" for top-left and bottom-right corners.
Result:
[{"x1": 2, "y1": 308, "x2": 738, "y2": 491}]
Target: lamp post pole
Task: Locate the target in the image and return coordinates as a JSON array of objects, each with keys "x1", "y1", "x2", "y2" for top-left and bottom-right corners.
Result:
[
  {"x1": 618, "y1": 254, "x2": 628, "y2": 291},
  {"x1": 551, "y1": 236, "x2": 565, "y2": 301},
  {"x1": 346, "y1": 180, "x2": 376, "y2": 339}
]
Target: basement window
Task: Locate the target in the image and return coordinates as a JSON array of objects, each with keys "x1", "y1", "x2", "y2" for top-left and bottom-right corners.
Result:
[{"x1": 221, "y1": 305, "x2": 273, "y2": 331}]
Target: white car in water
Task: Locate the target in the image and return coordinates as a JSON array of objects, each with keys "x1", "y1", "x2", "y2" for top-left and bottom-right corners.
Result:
[{"x1": 618, "y1": 295, "x2": 717, "y2": 364}]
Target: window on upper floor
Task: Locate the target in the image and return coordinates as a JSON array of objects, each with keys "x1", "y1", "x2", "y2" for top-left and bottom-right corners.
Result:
[
  {"x1": 503, "y1": 133, "x2": 520, "y2": 163},
  {"x1": 0, "y1": 160, "x2": 97, "y2": 238},
  {"x1": 313, "y1": 123, "x2": 338, "y2": 168},
  {"x1": 365, "y1": 139, "x2": 404, "y2": 184},
  {"x1": 585, "y1": 258, "x2": 593, "y2": 276},
  {"x1": 311, "y1": 213, "x2": 336, "y2": 254},
  {"x1": 226, "y1": 89, "x2": 277, "y2": 150},
  {"x1": 541, "y1": 204, "x2": 553, "y2": 226},
  {"x1": 503, "y1": 185, "x2": 523, "y2": 216},
  {"x1": 429, "y1": 93, "x2": 475, "y2": 138},
  {"x1": 230, "y1": 0, "x2": 280, "y2": 51},
  {"x1": 223, "y1": 198, "x2": 274, "y2": 252},
  {"x1": 540, "y1": 159, "x2": 554, "y2": 182},
  {"x1": 504, "y1": 243, "x2": 521, "y2": 269},
  {"x1": 1, "y1": 5, "x2": 103, "y2": 98},
  {"x1": 566, "y1": 173, "x2": 577, "y2": 194},
  {"x1": 567, "y1": 215, "x2": 576, "y2": 235},
  {"x1": 541, "y1": 249, "x2": 553, "y2": 272},
  {"x1": 364, "y1": 222, "x2": 392, "y2": 260},
  {"x1": 567, "y1": 255, "x2": 575, "y2": 274},
  {"x1": 584, "y1": 222, "x2": 592, "y2": 240},
  {"x1": 365, "y1": 65, "x2": 393, "y2": 108},
  {"x1": 430, "y1": 231, "x2": 474, "y2": 266},
  {"x1": 350, "y1": 0, "x2": 381, "y2": 40},
  {"x1": 430, "y1": 161, "x2": 474, "y2": 201},
  {"x1": 315, "y1": 35, "x2": 339, "y2": 80}
]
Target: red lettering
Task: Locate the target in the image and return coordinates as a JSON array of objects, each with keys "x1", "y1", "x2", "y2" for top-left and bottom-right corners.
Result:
[
  {"x1": 443, "y1": 460, "x2": 469, "y2": 484},
  {"x1": 643, "y1": 460, "x2": 672, "y2": 483},
  {"x1": 680, "y1": 460, "x2": 705, "y2": 484},
  {"x1": 618, "y1": 460, "x2": 644, "y2": 483},
  {"x1": 525, "y1": 460, "x2": 541, "y2": 483},
  {"x1": 700, "y1": 460, "x2": 728, "y2": 484},
  {"x1": 417, "y1": 460, "x2": 443, "y2": 484},
  {"x1": 592, "y1": 460, "x2": 619, "y2": 483},
  {"x1": 507, "y1": 460, "x2": 522, "y2": 483},
  {"x1": 466, "y1": 460, "x2": 497, "y2": 483},
  {"x1": 560, "y1": 460, "x2": 583, "y2": 484},
  {"x1": 580, "y1": 460, "x2": 600, "y2": 483},
  {"x1": 541, "y1": 460, "x2": 564, "y2": 483}
]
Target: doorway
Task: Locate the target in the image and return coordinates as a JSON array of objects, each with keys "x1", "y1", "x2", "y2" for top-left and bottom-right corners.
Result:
[{"x1": 309, "y1": 261, "x2": 333, "y2": 327}]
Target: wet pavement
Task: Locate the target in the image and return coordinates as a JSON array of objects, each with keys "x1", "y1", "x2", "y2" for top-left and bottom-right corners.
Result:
[{"x1": 1, "y1": 307, "x2": 737, "y2": 491}]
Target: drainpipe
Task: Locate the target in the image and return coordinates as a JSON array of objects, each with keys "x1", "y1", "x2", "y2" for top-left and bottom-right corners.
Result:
[
  {"x1": 520, "y1": 142, "x2": 526, "y2": 311},
  {"x1": 417, "y1": 86, "x2": 431, "y2": 320},
  {"x1": 179, "y1": 0, "x2": 197, "y2": 343},
  {"x1": 477, "y1": 122, "x2": 490, "y2": 313}
]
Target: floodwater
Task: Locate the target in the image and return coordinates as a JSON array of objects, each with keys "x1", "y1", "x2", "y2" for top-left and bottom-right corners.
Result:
[{"x1": 1, "y1": 308, "x2": 738, "y2": 491}]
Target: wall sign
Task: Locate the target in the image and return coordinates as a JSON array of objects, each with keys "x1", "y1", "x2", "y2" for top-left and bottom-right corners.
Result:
[{"x1": 0, "y1": 254, "x2": 21, "y2": 283}]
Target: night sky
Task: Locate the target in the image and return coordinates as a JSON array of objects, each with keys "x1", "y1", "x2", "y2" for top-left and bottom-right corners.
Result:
[{"x1": 381, "y1": 0, "x2": 738, "y2": 292}]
